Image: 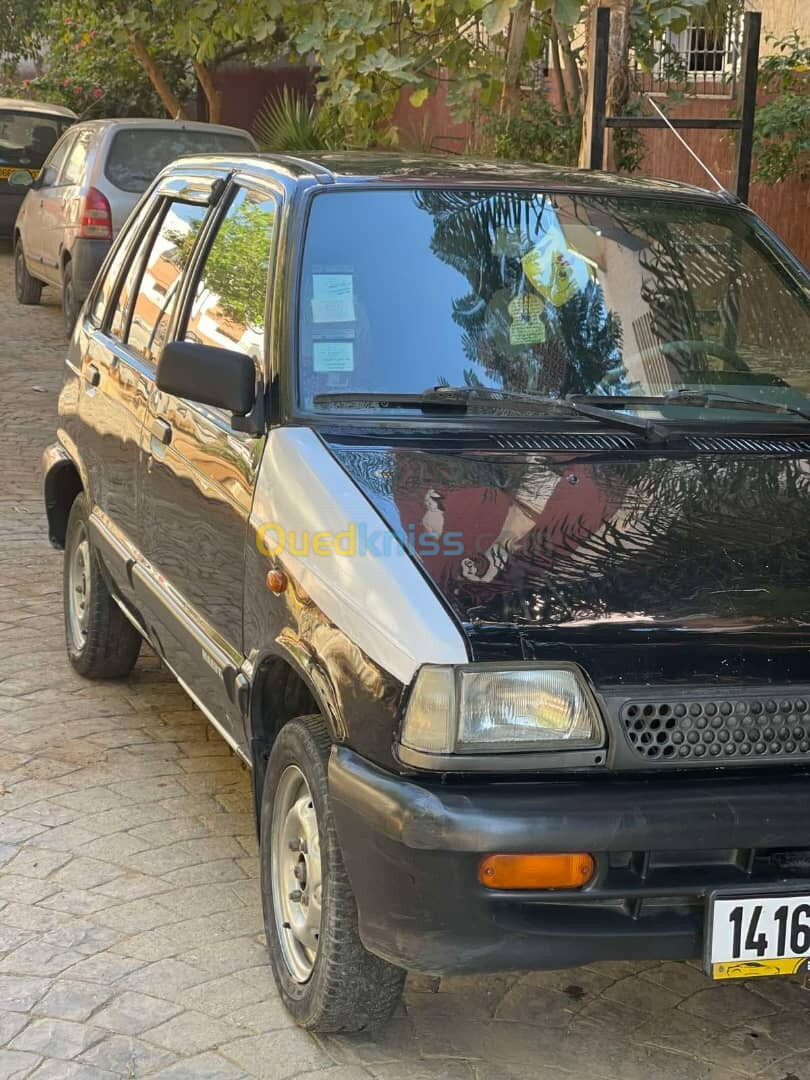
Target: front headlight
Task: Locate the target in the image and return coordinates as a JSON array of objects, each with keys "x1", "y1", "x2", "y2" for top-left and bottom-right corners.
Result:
[{"x1": 400, "y1": 663, "x2": 605, "y2": 756}]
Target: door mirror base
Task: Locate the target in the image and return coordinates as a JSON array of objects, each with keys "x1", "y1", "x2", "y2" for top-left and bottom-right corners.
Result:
[{"x1": 231, "y1": 380, "x2": 266, "y2": 436}]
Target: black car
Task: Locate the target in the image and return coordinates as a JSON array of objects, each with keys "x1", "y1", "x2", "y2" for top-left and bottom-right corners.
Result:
[{"x1": 43, "y1": 152, "x2": 810, "y2": 1031}]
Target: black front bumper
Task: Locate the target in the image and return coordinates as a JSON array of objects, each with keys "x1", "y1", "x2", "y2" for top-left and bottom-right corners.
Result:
[{"x1": 329, "y1": 747, "x2": 810, "y2": 975}]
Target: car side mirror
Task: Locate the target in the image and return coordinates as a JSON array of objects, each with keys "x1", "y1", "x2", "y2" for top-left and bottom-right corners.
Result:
[
  {"x1": 156, "y1": 341, "x2": 264, "y2": 433},
  {"x1": 8, "y1": 168, "x2": 35, "y2": 190}
]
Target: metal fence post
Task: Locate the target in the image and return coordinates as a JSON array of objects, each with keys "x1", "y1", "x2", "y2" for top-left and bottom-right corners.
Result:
[
  {"x1": 587, "y1": 6, "x2": 611, "y2": 171},
  {"x1": 733, "y1": 11, "x2": 761, "y2": 204}
]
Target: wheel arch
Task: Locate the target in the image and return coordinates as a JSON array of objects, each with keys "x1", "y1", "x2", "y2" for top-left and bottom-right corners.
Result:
[
  {"x1": 247, "y1": 647, "x2": 343, "y2": 831},
  {"x1": 44, "y1": 454, "x2": 83, "y2": 549}
]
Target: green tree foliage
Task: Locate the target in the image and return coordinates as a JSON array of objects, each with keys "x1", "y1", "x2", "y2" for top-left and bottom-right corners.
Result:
[
  {"x1": 2, "y1": 1, "x2": 191, "y2": 118},
  {"x1": 754, "y1": 32, "x2": 810, "y2": 185}
]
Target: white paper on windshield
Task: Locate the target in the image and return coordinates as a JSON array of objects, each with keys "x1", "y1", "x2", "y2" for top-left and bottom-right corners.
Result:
[
  {"x1": 312, "y1": 274, "x2": 355, "y2": 323},
  {"x1": 313, "y1": 340, "x2": 355, "y2": 373}
]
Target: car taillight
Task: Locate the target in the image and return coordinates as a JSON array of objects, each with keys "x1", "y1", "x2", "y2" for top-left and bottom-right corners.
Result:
[{"x1": 78, "y1": 187, "x2": 112, "y2": 240}]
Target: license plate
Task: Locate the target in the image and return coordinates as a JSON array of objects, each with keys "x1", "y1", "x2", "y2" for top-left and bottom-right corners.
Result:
[
  {"x1": 707, "y1": 890, "x2": 810, "y2": 980},
  {"x1": 0, "y1": 167, "x2": 39, "y2": 180}
]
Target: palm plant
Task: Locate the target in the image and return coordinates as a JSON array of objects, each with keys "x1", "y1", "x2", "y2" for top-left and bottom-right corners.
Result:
[{"x1": 252, "y1": 87, "x2": 339, "y2": 152}]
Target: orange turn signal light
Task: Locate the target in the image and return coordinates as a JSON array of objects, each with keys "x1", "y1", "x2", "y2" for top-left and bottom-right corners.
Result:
[{"x1": 478, "y1": 853, "x2": 595, "y2": 890}]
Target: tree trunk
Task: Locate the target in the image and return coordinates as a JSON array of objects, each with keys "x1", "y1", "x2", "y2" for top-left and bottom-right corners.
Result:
[
  {"x1": 194, "y1": 60, "x2": 223, "y2": 124},
  {"x1": 553, "y1": 17, "x2": 581, "y2": 115},
  {"x1": 604, "y1": 0, "x2": 632, "y2": 171},
  {"x1": 549, "y1": 24, "x2": 569, "y2": 117},
  {"x1": 128, "y1": 30, "x2": 189, "y2": 119},
  {"x1": 500, "y1": 0, "x2": 532, "y2": 115}
]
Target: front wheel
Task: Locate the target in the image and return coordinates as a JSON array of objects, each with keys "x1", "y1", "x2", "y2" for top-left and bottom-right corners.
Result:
[
  {"x1": 261, "y1": 715, "x2": 405, "y2": 1032},
  {"x1": 14, "y1": 238, "x2": 42, "y2": 305},
  {"x1": 63, "y1": 494, "x2": 142, "y2": 678}
]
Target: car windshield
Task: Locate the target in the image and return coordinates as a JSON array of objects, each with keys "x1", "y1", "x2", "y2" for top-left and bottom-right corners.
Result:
[
  {"x1": 297, "y1": 188, "x2": 810, "y2": 422},
  {"x1": 104, "y1": 128, "x2": 255, "y2": 193},
  {"x1": 0, "y1": 109, "x2": 72, "y2": 173}
]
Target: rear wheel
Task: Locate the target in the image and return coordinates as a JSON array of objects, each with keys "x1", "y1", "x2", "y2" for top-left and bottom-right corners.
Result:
[
  {"x1": 261, "y1": 715, "x2": 405, "y2": 1032},
  {"x1": 63, "y1": 494, "x2": 142, "y2": 678},
  {"x1": 14, "y1": 238, "x2": 41, "y2": 305},
  {"x1": 62, "y1": 259, "x2": 80, "y2": 335}
]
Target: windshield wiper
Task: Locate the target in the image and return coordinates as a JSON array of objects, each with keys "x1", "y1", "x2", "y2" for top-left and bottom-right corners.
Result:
[
  {"x1": 312, "y1": 391, "x2": 470, "y2": 412},
  {"x1": 662, "y1": 389, "x2": 810, "y2": 423},
  {"x1": 315, "y1": 387, "x2": 670, "y2": 441}
]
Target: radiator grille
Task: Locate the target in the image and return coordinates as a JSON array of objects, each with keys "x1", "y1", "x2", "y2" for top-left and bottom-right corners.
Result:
[{"x1": 622, "y1": 695, "x2": 810, "y2": 763}]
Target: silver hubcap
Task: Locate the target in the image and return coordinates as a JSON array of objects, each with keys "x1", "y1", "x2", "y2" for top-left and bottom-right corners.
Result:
[
  {"x1": 68, "y1": 527, "x2": 91, "y2": 648},
  {"x1": 271, "y1": 765, "x2": 323, "y2": 982}
]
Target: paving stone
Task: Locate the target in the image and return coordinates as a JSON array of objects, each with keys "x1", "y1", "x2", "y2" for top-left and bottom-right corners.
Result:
[
  {"x1": 9, "y1": 1017, "x2": 94, "y2": 1058},
  {"x1": 0, "y1": 1012, "x2": 28, "y2": 1046},
  {"x1": 78, "y1": 1034, "x2": 176, "y2": 1076},
  {"x1": 219, "y1": 1029, "x2": 334, "y2": 1079},
  {"x1": 0, "y1": 975, "x2": 52, "y2": 1012},
  {"x1": 0, "y1": 1049, "x2": 41, "y2": 1078},
  {"x1": 116, "y1": 958, "x2": 210, "y2": 998},
  {"x1": 32, "y1": 981, "x2": 114, "y2": 1022},
  {"x1": 27, "y1": 1060, "x2": 117, "y2": 1079},
  {"x1": 143, "y1": 1010, "x2": 240, "y2": 1055},
  {"x1": 90, "y1": 992, "x2": 183, "y2": 1036},
  {"x1": 174, "y1": 974, "x2": 267, "y2": 1017},
  {"x1": 2, "y1": 848, "x2": 71, "y2": 880},
  {"x1": 62, "y1": 954, "x2": 144, "y2": 985},
  {"x1": 149, "y1": 1053, "x2": 250, "y2": 1079}
]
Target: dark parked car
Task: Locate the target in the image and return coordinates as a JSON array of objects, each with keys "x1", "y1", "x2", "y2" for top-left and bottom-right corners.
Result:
[
  {"x1": 0, "y1": 98, "x2": 75, "y2": 236},
  {"x1": 43, "y1": 152, "x2": 810, "y2": 1031}
]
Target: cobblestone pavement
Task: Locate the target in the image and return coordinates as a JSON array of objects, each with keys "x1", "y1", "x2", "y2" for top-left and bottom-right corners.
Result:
[{"x1": 2, "y1": 243, "x2": 810, "y2": 1080}]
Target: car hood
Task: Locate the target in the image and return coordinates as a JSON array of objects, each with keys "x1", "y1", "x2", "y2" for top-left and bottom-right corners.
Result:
[{"x1": 325, "y1": 435, "x2": 810, "y2": 636}]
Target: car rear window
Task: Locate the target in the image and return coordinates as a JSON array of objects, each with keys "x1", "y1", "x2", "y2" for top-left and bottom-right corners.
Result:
[
  {"x1": 104, "y1": 128, "x2": 254, "y2": 193},
  {"x1": 0, "y1": 109, "x2": 73, "y2": 176}
]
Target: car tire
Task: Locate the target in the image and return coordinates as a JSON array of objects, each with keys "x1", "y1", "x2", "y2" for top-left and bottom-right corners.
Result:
[
  {"x1": 260, "y1": 714, "x2": 406, "y2": 1032},
  {"x1": 63, "y1": 494, "x2": 142, "y2": 678},
  {"x1": 14, "y1": 238, "x2": 42, "y2": 305},
  {"x1": 62, "y1": 259, "x2": 80, "y2": 335}
]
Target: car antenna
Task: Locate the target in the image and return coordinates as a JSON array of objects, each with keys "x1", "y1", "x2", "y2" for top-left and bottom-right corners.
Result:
[{"x1": 644, "y1": 94, "x2": 734, "y2": 200}]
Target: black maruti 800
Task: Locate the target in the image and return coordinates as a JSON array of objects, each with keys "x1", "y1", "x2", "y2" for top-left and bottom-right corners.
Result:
[{"x1": 42, "y1": 152, "x2": 810, "y2": 1030}]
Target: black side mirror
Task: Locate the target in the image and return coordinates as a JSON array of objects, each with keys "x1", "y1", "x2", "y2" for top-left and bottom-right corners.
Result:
[
  {"x1": 8, "y1": 168, "x2": 35, "y2": 190},
  {"x1": 156, "y1": 341, "x2": 263, "y2": 432}
]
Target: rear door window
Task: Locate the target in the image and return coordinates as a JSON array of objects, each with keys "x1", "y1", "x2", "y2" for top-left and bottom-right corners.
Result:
[
  {"x1": 60, "y1": 128, "x2": 94, "y2": 186},
  {"x1": 182, "y1": 185, "x2": 277, "y2": 368},
  {"x1": 112, "y1": 199, "x2": 209, "y2": 362},
  {"x1": 37, "y1": 132, "x2": 74, "y2": 188},
  {"x1": 104, "y1": 128, "x2": 255, "y2": 194}
]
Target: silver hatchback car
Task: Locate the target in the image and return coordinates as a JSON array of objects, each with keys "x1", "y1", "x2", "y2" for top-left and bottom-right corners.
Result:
[{"x1": 12, "y1": 117, "x2": 257, "y2": 332}]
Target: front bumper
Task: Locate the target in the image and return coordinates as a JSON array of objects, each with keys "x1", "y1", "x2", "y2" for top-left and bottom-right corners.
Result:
[{"x1": 329, "y1": 747, "x2": 810, "y2": 975}]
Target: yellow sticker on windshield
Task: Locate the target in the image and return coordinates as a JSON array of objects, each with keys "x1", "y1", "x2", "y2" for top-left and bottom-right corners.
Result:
[
  {"x1": 508, "y1": 293, "x2": 546, "y2": 346},
  {"x1": 522, "y1": 246, "x2": 581, "y2": 308}
]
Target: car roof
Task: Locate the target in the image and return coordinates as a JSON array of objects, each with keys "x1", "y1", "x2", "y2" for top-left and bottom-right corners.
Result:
[
  {"x1": 0, "y1": 98, "x2": 77, "y2": 119},
  {"x1": 162, "y1": 150, "x2": 728, "y2": 201},
  {"x1": 72, "y1": 118, "x2": 255, "y2": 140}
]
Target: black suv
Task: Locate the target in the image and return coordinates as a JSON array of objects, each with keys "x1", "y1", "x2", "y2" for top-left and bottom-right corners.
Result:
[{"x1": 44, "y1": 152, "x2": 810, "y2": 1030}]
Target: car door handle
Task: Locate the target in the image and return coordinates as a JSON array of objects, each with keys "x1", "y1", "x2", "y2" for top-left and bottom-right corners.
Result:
[
  {"x1": 151, "y1": 417, "x2": 172, "y2": 445},
  {"x1": 86, "y1": 364, "x2": 100, "y2": 387}
]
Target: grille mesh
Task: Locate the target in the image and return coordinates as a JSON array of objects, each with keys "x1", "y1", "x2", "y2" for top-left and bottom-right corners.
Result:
[
  {"x1": 493, "y1": 432, "x2": 636, "y2": 452},
  {"x1": 687, "y1": 435, "x2": 810, "y2": 454},
  {"x1": 621, "y1": 695, "x2": 810, "y2": 763}
]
